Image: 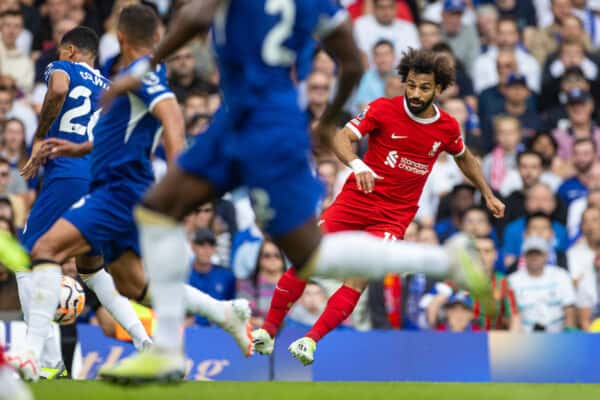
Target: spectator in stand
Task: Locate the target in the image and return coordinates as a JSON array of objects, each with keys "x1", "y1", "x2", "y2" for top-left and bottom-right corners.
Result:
[
  {"x1": 431, "y1": 42, "x2": 475, "y2": 108},
  {"x1": 495, "y1": 0, "x2": 537, "y2": 30},
  {"x1": 353, "y1": 0, "x2": 420, "y2": 67},
  {"x1": 33, "y1": 0, "x2": 69, "y2": 54},
  {"x1": 557, "y1": 138, "x2": 597, "y2": 206},
  {"x1": 508, "y1": 236, "x2": 577, "y2": 332},
  {"x1": 566, "y1": 169, "x2": 600, "y2": 241},
  {"x1": 0, "y1": 80, "x2": 37, "y2": 144},
  {"x1": 539, "y1": 66, "x2": 596, "y2": 131},
  {"x1": 418, "y1": 20, "x2": 442, "y2": 51},
  {"x1": 586, "y1": 0, "x2": 600, "y2": 50},
  {"x1": 482, "y1": 115, "x2": 522, "y2": 197},
  {"x1": 384, "y1": 74, "x2": 403, "y2": 98},
  {"x1": 33, "y1": 18, "x2": 77, "y2": 85},
  {"x1": 515, "y1": 212, "x2": 569, "y2": 271},
  {"x1": 187, "y1": 228, "x2": 236, "y2": 326},
  {"x1": 481, "y1": 73, "x2": 541, "y2": 151},
  {"x1": 541, "y1": 38, "x2": 600, "y2": 109},
  {"x1": 476, "y1": 4, "x2": 498, "y2": 53},
  {"x1": 528, "y1": 4, "x2": 590, "y2": 66},
  {"x1": 237, "y1": 239, "x2": 286, "y2": 328},
  {"x1": 64, "y1": 0, "x2": 102, "y2": 36},
  {"x1": 287, "y1": 282, "x2": 328, "y2": 328},
  {"x1": 440, "y1": 96, "x2": 481, "y2": 151},
  {"x1": 0, "y1": 0, "x2": 36, "y2": 55},
  {"x1": 568, "y1": 206, "x2": 600, "y2": 330},
  {"x1": 0, "y1": 158, "x2": 25, "y2": 228},
  {"x1": 496, "y1": 150, "x2": 567, "y2": 225},
  {"x1": 0, "y1": 10, "x2": 34, "y2": 94},
  {"x1": 305, "y1": 71, "x2": 350, "y2": 129},
  {"x1": 528, "y1": 132, "x2": 567, "y2": 190},
  {"x1": 434, "y1": 183, "x2": 476, "y2": 243},
  {"x1": 182, "y1": 90, "x2": 212, "y2": 139},
  {"x1": 436, "y1": 292, "x2": 479, "y2": 332},
  {"x1": 459, "y1": 205, "x2": 497, "y2": 244},
  {"x1": 0, "y1": 118, "x2": 28, "y2": 194},
  {"x1": 167, "y1": 44, "x2": 215, "y2": 103},
  {"x1": 318, "y1": 159, "x2": 341, "y2": 210},
  {"x1": 552, "y1": 90, "x2": 600, "y2": 162},
  {"x1": 502, "y1": 150, "x2": 544, "y2": 225},
  {"x1": 474, "y1": 237, "x2": 521, "y2": 330},
  {"x1": 352, "y1": 39, "x2": 396, "y2": 113},
  {"x1": 503, "y1": 185, "x2": 569, "y2": 269},
  {"x1": 98, "y1": 0, "x2": 139, "y2": 67},
  {"x1": 478, "y1": 49, "x2": 537, "y2": 129},
  {"x1": 439, "y1": 0, "x2": 480, "y2": 75},
  {"x1": 473, "y1": 16, "x2": 540, "y2": 94}
]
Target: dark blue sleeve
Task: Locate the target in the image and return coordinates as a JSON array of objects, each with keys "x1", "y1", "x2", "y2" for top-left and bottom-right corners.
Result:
[
  {"x1": 44, "y1": 61, "x2": 71, "y2": 85},
  {"x1": 133, "y1": 62, "x2": 175, "y2": 111}
]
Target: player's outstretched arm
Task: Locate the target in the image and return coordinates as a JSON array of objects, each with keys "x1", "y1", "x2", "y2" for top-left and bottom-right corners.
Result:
[
  {"x1": 152, "y1": 97, "x2": 186, "y2": 162},
  {"x1": 333, "y1": 127, "x2": 381, "y2": 194},
  {"x1": 454, "y1": 148, "x2": 505, "y2": 218},
  {"x1": 21, "y1": 70, "x2": 70, "y2": 179},
  {"x1": 44, "y1": 138, "x2": 93, "y2": 159},
  {"x1": 315, "y1": 20, "x2": 364, "y2": 149}
]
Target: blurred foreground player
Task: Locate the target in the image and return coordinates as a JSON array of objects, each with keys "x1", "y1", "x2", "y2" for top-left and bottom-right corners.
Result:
[
  {"x1": 0, "y1": 5, "x2": 252, "y2": 383},
  {"x1": 254, "y1": 48, "x2": 505, "y2": 365},
  {"x1": 99, "y1": 0, "x2": 493, "y2": 383}
]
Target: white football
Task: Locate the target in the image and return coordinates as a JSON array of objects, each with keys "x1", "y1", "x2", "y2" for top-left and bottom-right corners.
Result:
[{"x1": 54, "y1": 275, "x2": 85, "y2": 325}]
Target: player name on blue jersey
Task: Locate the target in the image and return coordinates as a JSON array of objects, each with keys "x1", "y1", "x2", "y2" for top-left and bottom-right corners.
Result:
[{"x1": 43, "y1": 61, "x2": 110, "y2": 182}]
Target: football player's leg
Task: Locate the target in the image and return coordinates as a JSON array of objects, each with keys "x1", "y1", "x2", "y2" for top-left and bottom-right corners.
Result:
[
  {"x1": 134, "y1": 118, "x2": 234, "y2": 357},
  {"x1": 256, "y1": 211, "x2": 362, "y2": 353},
  {"x1": 78, "y1": 253, "x2": 151, "y2": 351},
  {"x1": 22, "y1": 218, "x2": 91, "y2": 373}
]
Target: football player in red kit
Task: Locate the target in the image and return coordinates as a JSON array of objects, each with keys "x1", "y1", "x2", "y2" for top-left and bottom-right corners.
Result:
[{"x1": 253, "y1": 48, "x2": 505, "y2": 365}]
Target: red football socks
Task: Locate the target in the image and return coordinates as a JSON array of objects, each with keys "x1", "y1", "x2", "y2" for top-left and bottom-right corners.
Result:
[
  {"x1": 306, "y1": 284, "x2": 361, "y2": 342},
  {"x1": 262, "y1": 267, "x2": 307, "y2": 338}
]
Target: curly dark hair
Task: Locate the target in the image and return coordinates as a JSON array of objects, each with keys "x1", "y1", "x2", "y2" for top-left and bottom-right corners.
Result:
[{"x1": 397, "y1": 48, "x2": 455, "y2": 92}]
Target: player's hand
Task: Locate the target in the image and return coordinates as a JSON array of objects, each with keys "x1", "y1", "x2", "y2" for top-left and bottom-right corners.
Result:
[
  {"x1": 349, "y1": 159, "x2": 382, "y2": 194},
  {"x1": 484, "y1": 194, "x2": 505, "y2": 218},
  {"x1": 20, "y1": 140, "x2": 48, "y2": 180},
  {"x1": 44, "y1": 138, "x2": 85, "y2": 158},
  {"x1": 100, "y1": 74, "x2": 142, "y2": 109}
]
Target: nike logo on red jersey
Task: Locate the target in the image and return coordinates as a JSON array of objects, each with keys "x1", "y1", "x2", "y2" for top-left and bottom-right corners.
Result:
[{"x1": 391, "y1": 134, "x2": 408, "y2": 139}]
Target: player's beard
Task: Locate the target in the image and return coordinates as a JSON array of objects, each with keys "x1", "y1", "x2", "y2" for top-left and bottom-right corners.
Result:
[{"x1": 406, "y1": 94, "x2": 435, "y2": 116}]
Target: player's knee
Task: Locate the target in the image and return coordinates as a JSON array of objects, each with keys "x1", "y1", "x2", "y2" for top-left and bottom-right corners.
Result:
[{"x1": 31, "y1": 235, "x2": 63, "y2": 262}]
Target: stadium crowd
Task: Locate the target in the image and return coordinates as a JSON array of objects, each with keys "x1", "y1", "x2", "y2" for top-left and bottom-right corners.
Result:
[{"x1": 1, "y1": 0, "x2": 600, "y2": 340}]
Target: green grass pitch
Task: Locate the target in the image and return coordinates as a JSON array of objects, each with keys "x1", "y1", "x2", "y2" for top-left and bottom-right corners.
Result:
[{"x1": 30, "y1": 381, "x2": 600, "y2": 400}]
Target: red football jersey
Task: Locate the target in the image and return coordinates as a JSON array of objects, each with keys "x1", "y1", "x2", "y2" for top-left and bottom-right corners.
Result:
[{"x1": 340, "y1": 96, "x2": 465, "y2": 215}]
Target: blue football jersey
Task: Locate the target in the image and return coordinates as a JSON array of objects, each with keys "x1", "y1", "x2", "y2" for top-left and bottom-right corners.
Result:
[
  {"x1": 212, "y1": 0, "x2": 347, "y2": 117},
  {"x1": 91, "y1": 57, "x2": 174, "y2": 188},
  {"x1": 43, "y1": 61, "x2": 110, "y2": 181}
]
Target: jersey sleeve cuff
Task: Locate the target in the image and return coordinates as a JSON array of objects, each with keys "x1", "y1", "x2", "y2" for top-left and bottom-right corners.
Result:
[
  {"x1": 149, "y1": 92, "x2": 176, "y2": 112},
  {"x1": 451, "y1": 143, "x2": 466, "y2": 158},
  {"x1": 345, "y1": 122, "x2": 363, "y2": 140}
]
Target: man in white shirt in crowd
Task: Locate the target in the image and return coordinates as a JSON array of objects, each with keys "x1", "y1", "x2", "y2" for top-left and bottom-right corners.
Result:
[
  {"x1": 0, "y1": 10, "x2": 34, "y2": 93},
  {"x1": 567, "y1": 206, "x2": 600, "y2": 330},
  {"x1": 353, "y1": 0, "x2": 419, "y2": 67},
  {"x1": 509, "y1": 236, "x2": 577, "y2": 332},
  {"x1": 472, "y1": 16, "x2": 540, "y2": 94}
]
